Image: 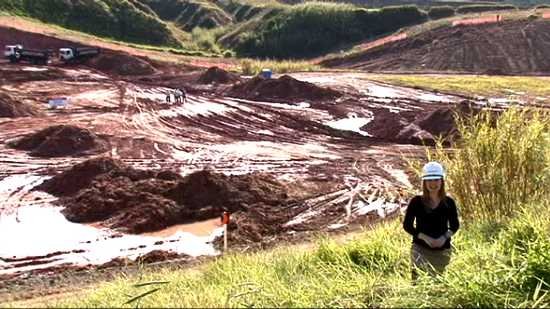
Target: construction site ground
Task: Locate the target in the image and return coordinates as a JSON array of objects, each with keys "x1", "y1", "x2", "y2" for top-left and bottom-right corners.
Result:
[{"x1": 1, "y1": 22, "x2": 549, "y2": 303}]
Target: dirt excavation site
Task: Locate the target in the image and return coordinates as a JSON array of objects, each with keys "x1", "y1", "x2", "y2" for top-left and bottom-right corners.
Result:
[{"x1": 1, "y1": 27, "x2": 546, "y2": 300}]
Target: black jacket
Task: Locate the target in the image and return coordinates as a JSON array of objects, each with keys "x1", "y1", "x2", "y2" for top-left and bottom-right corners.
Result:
[{"x1": 403, "y1": 195, "x2": 459, "y2": 250}]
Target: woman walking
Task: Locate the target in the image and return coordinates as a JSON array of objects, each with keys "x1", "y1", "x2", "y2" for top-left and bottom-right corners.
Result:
[{"x1": 403, "y1": 161, "x2": 459, "y2": 280}]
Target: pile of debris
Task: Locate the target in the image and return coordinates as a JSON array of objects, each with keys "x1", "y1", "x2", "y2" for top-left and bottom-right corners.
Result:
[
  {"x1": 197, "y1": 66, "x2": 242, "y2": 84},
  {"x1": 35, "y1": 158, "x2": 295, "y2": 236},
  {"x1": 226, "y1": 75, "x2": 342, "y2": 103},
  {"x1": 0, "y1": 92, "x2": 41, "y2": 118},
  {"x1": 87, "y1": 52, "x2": 155, "y2": 76},
  {"x1": 364, "y1": 101, "x2": 480, "y2": 145},
  {"x1": 7, "y1": 125, "x2": 108, "y2": 157}
]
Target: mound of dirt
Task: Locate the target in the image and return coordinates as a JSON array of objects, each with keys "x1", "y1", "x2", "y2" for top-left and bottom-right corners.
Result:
[
  {"x1": 364, "y1": 101, "x2": 480, "y2": 145},
  {"x1": 363, "y1": 108, "x2": 414, "y2": 141},
  {"x1": 35, "y1": 157, "x2": 127, "y2": 196},
  {"x1": 7, "y1": 125, "x2": 108, "y2": 158},
  {"x1": 38, "y1": 158, "x2": 293, "y2": 234},
  {"x1": 0, "y1": 92, "x2": 41, "y2": 118},
  {"x1": 87, "y1": 52, "x2": 155, "y2": 76},
  {"x1": 323, "y1": 20, "x2": 550, "y2": 74},
  {"x1": 226, "y1": 75, "x2": 342, "y2": 103},
  {"x1": 197, "y1": 66, "x2": 242, "y2": 84},
  {"x1": 135, "y1": 250, "x2": 188, "y2": 264},
  {"x1": 225, "y1": 202, "x2": 298, "y2": 244}
]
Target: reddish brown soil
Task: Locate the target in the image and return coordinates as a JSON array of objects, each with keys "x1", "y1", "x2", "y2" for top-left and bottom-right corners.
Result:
[
  {"x1": 322, "y1": 20, "x2": 550, "y2": 74},
  {"x1": 34, "y1": 157, "x2": 124, "y2": 196},
  {"x1": 0, "y1": 66, "x2": 67, "y2": 84},
  {"x1": 197, "y1": 66, "x2": 242, "y2": 84},
  {"x1": 0, "y1": 91, "x2": 41, "y2": 117},
  {"x1": 0, "y1": 25, "x2": 158, "y2": 77},
  {"x1": 0, "y1": 26, "x2": 77, "y2": 51},
  {"x1": 135, "y1": 250, "x2": 189, "y2": 264},
  {"x1": 86, "y1": 52, "x2": 156, "y2": 76},
  {"x1": 7, "y1": 125, "x2": 108, "y2": 157},
  {"x1": 225, "y1": 202, "x2": 301, "y2": 245},
  {"x1": 226, "y1": 75, "x2": 342, "y2": 103},
  {"x1": 365, "y1": 100, "x2": 481, "y2": 145},
  {"x1": 35, "y1": 158, "x2": 294, "y2": 235}
]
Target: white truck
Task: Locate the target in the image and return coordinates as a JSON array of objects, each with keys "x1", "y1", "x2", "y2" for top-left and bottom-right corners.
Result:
[
  {"x1": 4, "y1": 45, "x2": 50, "y2": 65},
  {"x1": 59, "y1": 46, "x2": 101, "y2": 63}
]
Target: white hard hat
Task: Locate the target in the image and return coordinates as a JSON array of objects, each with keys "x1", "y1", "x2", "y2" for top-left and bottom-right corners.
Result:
[{"x1": 422, "y1": 161, "x2": 445, "y2": 180}]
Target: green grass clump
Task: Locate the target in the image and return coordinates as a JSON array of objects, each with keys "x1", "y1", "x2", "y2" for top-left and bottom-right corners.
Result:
[
  {"x1": 428, "y1": 5, "x2": 455, "y2": 19},
  {"x1": 369, "y1": 75, "x2": 550, "y2": 98},
  {"x1": 456, "y1": 4, "x2": 517, "y2": 14},
  {"x1": 420, "y1": 108, "x2": 550, "y2": 222},
  {"x1": 239, "y1": 58, "x2": 320, "y2": 75}
]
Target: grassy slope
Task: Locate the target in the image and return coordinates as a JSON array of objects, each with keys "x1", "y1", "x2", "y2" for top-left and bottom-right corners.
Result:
[
  {"x1": 0, "y1": 15, "x2": 237, "y2": 67},
  {"x1": 0, "y1": 14, "x2": 320, "y2": 74},
  {"x1": 14, "y1": 203, "x2": 547, "y2": 308},
  {"x1": 0, "y1": 0, "x2": 180, "y2": 46},
  {"x1": 367, "y1": 74, "x2": 550, "y2": 97},
  {"x1": 138, "y1": 0, "x2": 234, "y2": 31}
]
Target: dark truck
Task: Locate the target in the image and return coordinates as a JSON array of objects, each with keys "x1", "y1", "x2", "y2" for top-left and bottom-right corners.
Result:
[
  {"x1": 4, "y1": 45, "x2": 51, "y2": 65},
  {"x1": 59, "y1": 46, "x2": 101, "y2": 63}
]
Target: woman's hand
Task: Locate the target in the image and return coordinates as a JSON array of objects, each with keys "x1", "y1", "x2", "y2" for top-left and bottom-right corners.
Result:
[
  {"x1": 431, "y1": 235, "x2": 447, "y2": 248},
  {"x1": 418, "y1": 233, "x2": 435, "y2": 247},
  {"x1": 418, "y1": 233, "x2": 446, "y2": 248}
]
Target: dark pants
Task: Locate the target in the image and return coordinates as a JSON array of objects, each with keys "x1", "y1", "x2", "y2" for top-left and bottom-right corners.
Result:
[{"x1": 411, "y1": 243, "x2": 451, "y2": 280}]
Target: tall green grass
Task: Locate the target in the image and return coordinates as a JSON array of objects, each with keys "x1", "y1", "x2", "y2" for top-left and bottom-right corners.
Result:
[
  {"x1": 418, "y1": 108, "x2": 550, "y2": 222},
  {"x1": 239, "y1": 58, "x2": 320, "y2": 75},
  {"x1": 368, "y1": 75, "x2": 550, "y2": 98}
]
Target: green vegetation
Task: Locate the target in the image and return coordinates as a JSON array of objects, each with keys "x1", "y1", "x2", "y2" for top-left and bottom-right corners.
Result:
[
  {"x1": 0, "y1": 0, "x2": 179, "y2": 46},
  {"x1": 140, "y1": 0, "x2": 233, "y2": 31},
  {"x1": 234, "y1": 2, "x2": 427, "y2": 59},
  {"x1": 420, "y1": 108, "x2": 550, "y2": 221},
  {"x1": 239, "y1": 58, "x2": 320, "y2": 75},
  {"x1": 428, "y1": 5, "x2": 455, "y2": 19},
  {"x1": 456, "y1": 3, "x2": 518, "y2": 14},
  {"x1": 16, "y1": 99, "x2": 547, "y2": 308},
  {"x1": 368, "y1": 75, "x2": 550, "y2": 98}
]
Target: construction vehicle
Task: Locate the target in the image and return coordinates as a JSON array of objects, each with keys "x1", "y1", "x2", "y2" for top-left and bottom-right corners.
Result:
[
  {"x1": 4, "y1": 45, "x2": 50, "y2": 65},
  {"x1": 59, "y1": 46, "x2": 100, "y2": 63}
]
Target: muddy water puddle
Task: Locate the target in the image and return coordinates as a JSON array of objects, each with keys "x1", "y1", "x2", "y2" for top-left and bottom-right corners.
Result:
[
  {"x1": 144, "y1": 218, "x2": 221, "y2": 237},
  {"x1": 0, "y1": 175, "x2": 222, "y2": 276}
]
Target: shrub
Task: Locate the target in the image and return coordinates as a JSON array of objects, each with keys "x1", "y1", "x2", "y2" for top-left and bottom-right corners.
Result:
[
  {"x1": 419, "y1": 108, "x2": 550, "y2": 222},
  {"x1": 456, "y1": 4, "x2": 517, "y2": 14},
  {"x1": 428, "y1": 6, "x2": 455, "y2": 20}
]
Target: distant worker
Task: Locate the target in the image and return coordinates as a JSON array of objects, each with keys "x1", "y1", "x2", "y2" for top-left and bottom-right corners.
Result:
[
  {"x1": 174, "y1": 88, "x2": 182, "y2": 104},
  {"x1": 403, "y1": 161, "x2": 460, "y2": 281},
  {"x1": 165, "y1": 89, "x2": 172, "y2": 104},
  {"x1": 179, "y1": 88, "x2": 187, "y2": 104}
]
